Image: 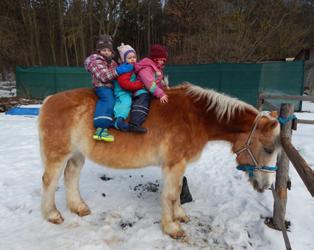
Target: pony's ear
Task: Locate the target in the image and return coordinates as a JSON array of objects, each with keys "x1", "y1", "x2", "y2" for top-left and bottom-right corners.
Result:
[
  {"x1": 270, "y1": 111, "x2": 278, "y2": 118},
  {"x1": 258, "y1": 116, "x2": 278, "y2": 132},
  {"x1": 262, "y1": 120, "x2": 279, "y2": 134}
]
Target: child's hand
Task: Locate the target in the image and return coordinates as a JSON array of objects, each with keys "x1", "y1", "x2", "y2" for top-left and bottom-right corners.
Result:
[{"x1": 160, "y1": 95, "x2": 168, "y2": 103}]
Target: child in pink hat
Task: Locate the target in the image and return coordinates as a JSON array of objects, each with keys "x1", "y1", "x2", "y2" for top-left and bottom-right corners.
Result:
[{"x1": 127, "y1": 44, "x2": 169, "y2": 133}]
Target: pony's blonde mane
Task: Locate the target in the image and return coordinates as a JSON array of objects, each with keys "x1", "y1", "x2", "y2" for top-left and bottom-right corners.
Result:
[{"x1": 185, "y1": 83, "x2": 258, "y2": 121}]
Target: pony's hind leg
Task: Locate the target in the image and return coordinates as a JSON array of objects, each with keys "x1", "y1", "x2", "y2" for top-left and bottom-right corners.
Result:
[
  {"x1": 64, "y1": 152, "x2": 91, "y2": 217},
  {"x1": 41, "y1": 157, "x2": 68, "y2": 224},
  {"x1": 161, "y1": 159, "x2": 188, "y2": 238}
]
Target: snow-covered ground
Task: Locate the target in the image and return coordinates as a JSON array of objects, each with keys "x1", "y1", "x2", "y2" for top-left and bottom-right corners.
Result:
[{"x1": 0, "y1": 93, "x2": 313, "y2": 250}]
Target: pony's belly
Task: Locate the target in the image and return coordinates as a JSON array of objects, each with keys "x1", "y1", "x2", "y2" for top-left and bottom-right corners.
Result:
[
  {"x1": 77, "y1": 126, "x2": 163, "y2": 169},
  {"x1": 87, "y1": 148, "x2": 161, "y2": 169}
]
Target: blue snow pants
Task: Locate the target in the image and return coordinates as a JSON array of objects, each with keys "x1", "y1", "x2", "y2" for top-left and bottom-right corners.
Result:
[{"x1": 93, "y1": 86, "x2": 115, "y2": 129}]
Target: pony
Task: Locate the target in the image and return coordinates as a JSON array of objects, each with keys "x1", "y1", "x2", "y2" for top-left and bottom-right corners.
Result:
[{"x1": 39, "y1": 83, "x2": 280, "y2": 238}]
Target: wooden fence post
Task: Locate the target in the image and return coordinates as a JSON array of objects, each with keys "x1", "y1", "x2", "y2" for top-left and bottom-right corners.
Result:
[
  {"x1": 273, "y1": 103, "x2": 294, "y2": 229},
  {"x1": 257, "y1": 92, "x2": 264, "y2": 111}
]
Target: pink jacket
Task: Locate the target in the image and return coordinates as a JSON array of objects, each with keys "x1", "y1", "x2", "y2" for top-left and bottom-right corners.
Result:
[{"x1": 134, "y1": 58, "x2": 167, "y2": 98}]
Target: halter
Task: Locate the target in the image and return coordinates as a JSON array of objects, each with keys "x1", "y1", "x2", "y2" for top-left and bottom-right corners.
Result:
[{"x1": 235, "y1": 114, "x2": 278, "y2": 177}]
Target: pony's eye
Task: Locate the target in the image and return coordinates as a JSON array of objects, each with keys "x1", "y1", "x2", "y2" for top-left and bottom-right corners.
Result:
[{"x1": 263, "y1": 147, "x2": 274, "y2": 154}]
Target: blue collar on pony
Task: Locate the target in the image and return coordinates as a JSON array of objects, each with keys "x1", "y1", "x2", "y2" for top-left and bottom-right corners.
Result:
[{"x1": 235, "y1": 112, "x2": 279, "y2": 177}]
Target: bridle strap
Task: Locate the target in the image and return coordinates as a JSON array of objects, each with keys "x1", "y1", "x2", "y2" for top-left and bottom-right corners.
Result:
[
  {"x1": 235, "y1": 113, "x2": 278, "y2": 174},
  {"x1": 246, "y1": 148, "x2": 259, "y2": 166},
  {"x1": 235, "y1": 114, "x2": 262, "y2": 167}
]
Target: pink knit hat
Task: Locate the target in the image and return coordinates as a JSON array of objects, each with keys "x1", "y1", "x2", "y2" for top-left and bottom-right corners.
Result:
[
  {"x1": 117, "y1": 43, "x2": 136, "y2": 63},
  {"x1": 149, "y1": 44, "x2": 168, "y2": 61}
]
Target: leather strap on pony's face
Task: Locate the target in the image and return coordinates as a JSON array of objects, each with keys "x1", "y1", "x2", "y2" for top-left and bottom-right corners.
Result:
[{"x1": 235, "y1": 114, "x2": 278, "y2": 176}]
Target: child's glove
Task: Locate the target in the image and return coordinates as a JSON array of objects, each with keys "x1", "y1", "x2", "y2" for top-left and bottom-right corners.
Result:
[{"x1": 116, "y1": 63, "x2": 134, "y2": 75}]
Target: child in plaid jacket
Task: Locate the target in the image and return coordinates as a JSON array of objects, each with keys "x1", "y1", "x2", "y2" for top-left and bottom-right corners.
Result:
[{"x1": 84, "y1": 34, "x2": 133, "y2": 142}]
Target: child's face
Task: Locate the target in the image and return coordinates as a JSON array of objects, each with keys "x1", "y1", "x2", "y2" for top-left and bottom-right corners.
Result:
[
  {"x1": 155, "y1": 58, "x2": 166, "y2": 67},
  {"x1": 126, "y1": 52, "x2": 137, "y2": 64},
  {"x1": 100, "y1": 48, "x2": 113, "y2": 58}
]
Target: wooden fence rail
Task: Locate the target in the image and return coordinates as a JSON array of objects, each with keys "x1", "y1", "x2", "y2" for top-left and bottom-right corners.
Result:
[
  {"x1": 258, "y1": 94, "x2": 314, "y2": 102},
  {"x1": 297, "y1": 119, "x2": 314, "y2": 125},
  {"x1": 281, "y1": 137, "x2": 314, "y2": 197},
  {"x1": 258, "y1": 93, "x2": 314, "y2": 126}
]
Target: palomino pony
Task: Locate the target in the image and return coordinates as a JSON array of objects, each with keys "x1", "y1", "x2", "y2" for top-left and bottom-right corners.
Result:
[{"x1": 39, "y1": 83, "x2": 280, "y2": 238}]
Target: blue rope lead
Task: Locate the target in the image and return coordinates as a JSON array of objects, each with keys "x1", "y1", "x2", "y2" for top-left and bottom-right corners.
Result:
[
  {"x1": 237, "y1": 165, "x2": 278, "y2": 177},
  {"x1": 278, "y1": 115, "x2": 297, "y2": 125}
]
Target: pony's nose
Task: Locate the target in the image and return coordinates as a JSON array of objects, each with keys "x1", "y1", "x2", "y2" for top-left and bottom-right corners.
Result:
[
  {"x1": 253, "y1": 180, "x2": 259, "y2": 189},
  {"x1": 252, "y1": 180, "x2": 264, "y2": 193}
]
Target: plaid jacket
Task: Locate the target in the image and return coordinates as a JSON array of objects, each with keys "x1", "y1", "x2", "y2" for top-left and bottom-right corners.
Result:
[{"x1": 84, "y1": 54, "x2": 118, "y2": 88}]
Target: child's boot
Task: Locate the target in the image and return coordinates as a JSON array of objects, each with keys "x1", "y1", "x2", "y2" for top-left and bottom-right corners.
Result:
[
  {"x1": 93, "y1": 127, "x2": 114, "y2": 142},
  {"x1": 128, "y1": 123, "x2": 147, "y2": 133},
  {"x1": 180, "y1": 176, "x2": 193, "y2": 204},
  {"x1": 114, "y1": 117, "x2": 129, "y2": 132}
]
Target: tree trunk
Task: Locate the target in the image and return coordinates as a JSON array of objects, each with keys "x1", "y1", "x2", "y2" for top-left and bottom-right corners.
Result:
[
  {"x1": 58, "y1": 0, "x2": 69, "y2": 65},
  {"x1": 32, "y1": 7, "x2": 42, "y2": 65},
  {"x1": 79, "y1": 2, "x2": 86, "y2": 64},
  {"x1": 19, "y1": 0, "x2": 35, "y2": 66},
  {"x1": 87, "y1": 0, "x2": 94, "y2": 54},
  {"x1": 147, "y1": 1, "x2": 151, "y2": 52}
]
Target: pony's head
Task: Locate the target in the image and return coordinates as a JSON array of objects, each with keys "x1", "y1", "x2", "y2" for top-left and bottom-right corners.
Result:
[
  {"x1": 233, "y1": 112, "x2": 280, "y2": 192},
  {"x1": 185, "y1": 84, "x2": 280, "y2": 192}
]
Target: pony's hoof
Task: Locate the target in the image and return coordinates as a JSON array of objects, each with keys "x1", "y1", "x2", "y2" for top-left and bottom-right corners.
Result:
[
  {"x1": 77, "y1": 206, "x2": 91, "y2": 217},
  {"x1": 70, "y1": 203, "x2": 91, "y2": 217},
  {"x1": 170, "y1": 228, "x2": 186, "y2": 239},
  {"x1": 176, "y1": 215, "x2": 190, "y2": 223},
  {"x1": 47, "y1": 210, "x2": 64, "y2": 224},
  {"x1": 163, "y1": 222, "x2": 186, "y2": 239}
]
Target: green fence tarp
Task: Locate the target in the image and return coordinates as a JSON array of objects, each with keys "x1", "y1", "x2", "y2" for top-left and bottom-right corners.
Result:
[
  {"x1": 259, "y1": 62, "x2": 304, "y2": 109},
  {"x1": 16, "y1": 66, "x2": 91, "y2": 98},
  {"x1": 16, "y1": 61, "x2": 304, "y2": 110}
]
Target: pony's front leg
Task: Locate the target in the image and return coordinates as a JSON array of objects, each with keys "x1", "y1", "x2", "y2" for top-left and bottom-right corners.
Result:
[
  {"x1": 161, "y1": 159, "x2": 187, "y2": 238},
  {"x1": 173, "y1": 197, "x2": 190, "y2": 223}
]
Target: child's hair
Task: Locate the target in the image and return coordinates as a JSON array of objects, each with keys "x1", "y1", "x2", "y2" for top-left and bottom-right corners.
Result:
[{"x1": 117, "y1": 43, "x2": 136, "y2": 63}]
